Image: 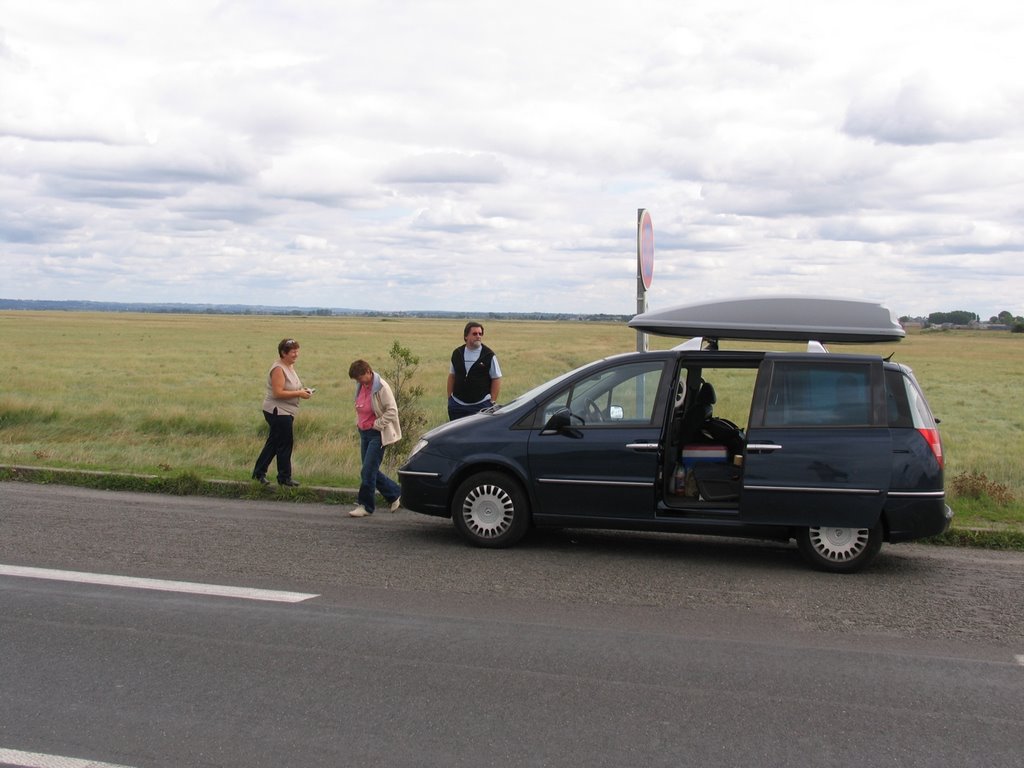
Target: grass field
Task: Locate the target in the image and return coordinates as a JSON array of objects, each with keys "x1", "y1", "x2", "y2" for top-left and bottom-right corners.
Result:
[{"x1": 2, "y1": 310, "x2": 1021, "y2": 531}]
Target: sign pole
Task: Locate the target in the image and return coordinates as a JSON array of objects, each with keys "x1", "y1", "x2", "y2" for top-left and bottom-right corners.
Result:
[{"x1": 636, "y1": 208, "x2": 654, "y2": 352}]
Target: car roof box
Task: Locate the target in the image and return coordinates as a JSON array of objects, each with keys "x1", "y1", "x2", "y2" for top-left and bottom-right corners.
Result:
[{"x1": 628, "y1": 296, "x2": 905, "y2": 343}]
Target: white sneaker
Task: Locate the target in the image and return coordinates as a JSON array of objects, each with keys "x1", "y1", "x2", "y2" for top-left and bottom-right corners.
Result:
[
  {"x1": 349, "y1": 505, "x2": 371, "y2": 518},
  {"x1": 389, "y1": 497, "x2": 401, "y2": 512}
]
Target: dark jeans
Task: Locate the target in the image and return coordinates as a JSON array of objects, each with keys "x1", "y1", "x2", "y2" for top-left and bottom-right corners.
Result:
[
  {"x1": 358, "y1": 428, "x2": 401, "y2": 513},
  {"x1": 253, "y1": 409, "x2": 295, "y2": 482},
  {"x1": 447, "y1": 395, "x2": 493, "y2": 421}
]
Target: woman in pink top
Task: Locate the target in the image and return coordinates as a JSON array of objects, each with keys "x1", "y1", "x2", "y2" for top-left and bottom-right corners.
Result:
[{"x1": 347, "y1": 359, "x2": 402, "y2": 517}]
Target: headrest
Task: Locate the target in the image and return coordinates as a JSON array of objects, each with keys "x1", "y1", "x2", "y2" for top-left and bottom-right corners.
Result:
[{"x1": 698, "y1": 381, "x2": 717, "y2": 406}]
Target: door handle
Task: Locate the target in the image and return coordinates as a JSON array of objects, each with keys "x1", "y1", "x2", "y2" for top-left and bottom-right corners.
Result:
[
  {"x1": 626, "y1": 442, "x2": 660, "y2": 451},
  {"x1": 746, "y1": 442, "x2": 782, "y2": 453}
]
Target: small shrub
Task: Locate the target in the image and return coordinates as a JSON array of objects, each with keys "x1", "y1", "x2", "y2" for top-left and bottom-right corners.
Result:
[
  {"x1": 380, "y1": 339, "x2": 428, "y2": 469},
  {"x1": 950, "y1": 471, "x2": 1015, "y2": 504}
]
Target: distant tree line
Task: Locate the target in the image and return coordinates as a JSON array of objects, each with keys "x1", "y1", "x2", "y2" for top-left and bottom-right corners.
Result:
[
  {"x1": 0, "y1": 299, "x2": 630, "y2": 322},
  {"x1": 900, "y1": 309, "x2": 1024, "y2": 333},
  {"x1": 927, "y1": 310, "x2": 980, "y2": 325},
  {"x1": 3, "y1": 298, "x2": 1018, "y2": 330},
  {"x1": 988, "y1": 310, "x2": 1023, "y2": 326}
]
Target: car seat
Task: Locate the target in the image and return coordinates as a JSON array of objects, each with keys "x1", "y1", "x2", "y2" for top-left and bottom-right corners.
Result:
[{"x1": 676, "y1": 380, "x2": 716, "y2": 444}]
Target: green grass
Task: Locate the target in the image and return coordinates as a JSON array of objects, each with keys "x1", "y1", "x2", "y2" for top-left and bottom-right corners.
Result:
[{"x1": 2, "y1": 311, "x2": 1021, "y2": 539}]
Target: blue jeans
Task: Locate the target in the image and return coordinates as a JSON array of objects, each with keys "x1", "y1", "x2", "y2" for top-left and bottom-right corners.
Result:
[
  {"x1": 447, "y1": 395, "x2": 493, "y2": 421},
  {"x1": 358, "y1": 428, "x2": 401, "y2": 513}
]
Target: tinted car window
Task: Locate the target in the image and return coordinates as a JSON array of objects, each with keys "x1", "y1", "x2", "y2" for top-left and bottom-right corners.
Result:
[
  {"x1": 904, "y1": 371, "x2": 939, "y2": 430},
  {"x1": 884, "y1": 368, "x2": 914, "y2": 427},
  {"x1": 764, "y1": 362, "x2": 872, "y2": 426}
]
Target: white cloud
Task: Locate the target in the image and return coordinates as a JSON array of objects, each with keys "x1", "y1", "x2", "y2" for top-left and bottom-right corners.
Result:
[
  {"x1": 0, "y1": 0, "x2": 1022, "y2": 319},
  {"x1": 843, "y1": 75, "x2": 1011, "y2": 146}
]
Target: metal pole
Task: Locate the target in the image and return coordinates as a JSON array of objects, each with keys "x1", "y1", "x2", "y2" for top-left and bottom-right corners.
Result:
[{"x1": 636, "y1": 208, "x2": 648, "y2": 352}]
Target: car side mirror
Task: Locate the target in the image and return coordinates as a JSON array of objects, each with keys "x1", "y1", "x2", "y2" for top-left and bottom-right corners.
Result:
[{"x1": 542, "y1": 407, "x2": 584, "y2": 438}]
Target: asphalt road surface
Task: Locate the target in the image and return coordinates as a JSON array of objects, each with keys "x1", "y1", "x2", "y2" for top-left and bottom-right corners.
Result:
[{"x1": 1, "y1": 483, "x2": 1022, "y2": 768}]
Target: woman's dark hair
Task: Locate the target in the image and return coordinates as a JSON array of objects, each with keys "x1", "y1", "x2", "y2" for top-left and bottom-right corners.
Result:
[
  {"x1": 348, "y1": 359, "x2": 373, "y2": 379},
  {"x1": 278, "y1": 338, "x2": 300, "y2": 356}
]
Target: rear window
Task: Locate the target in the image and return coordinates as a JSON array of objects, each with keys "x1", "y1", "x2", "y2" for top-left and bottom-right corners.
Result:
[{"x1": 763, "y1": 362, "x2": 873, "y2": 427}]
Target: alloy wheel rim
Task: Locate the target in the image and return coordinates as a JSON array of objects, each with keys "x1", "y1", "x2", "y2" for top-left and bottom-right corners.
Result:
[
  {"x1": 461, "y1": 484, "x2": 515, "y2": 538},
  {"x1": 807, "y1": 526, "x2": 870, "y2": 561}
]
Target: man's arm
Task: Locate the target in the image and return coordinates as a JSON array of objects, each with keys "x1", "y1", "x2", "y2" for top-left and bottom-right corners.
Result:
[{"x1": 489, "y1": 355, "x2": 502, "y2": 402}]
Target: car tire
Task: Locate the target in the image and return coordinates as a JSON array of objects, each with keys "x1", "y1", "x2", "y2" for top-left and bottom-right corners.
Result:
[
  {"x1": 796, "y1": 523, "x2": 883, "y2": 573},
  {"x1": 451, "y1": 471, "x2": 530, "y2": 548}
]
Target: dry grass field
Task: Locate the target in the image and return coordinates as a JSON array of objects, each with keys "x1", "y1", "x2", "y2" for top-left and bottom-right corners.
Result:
[{"x1": 2, "y1": 310, "x2": 1021, "y2": 527}]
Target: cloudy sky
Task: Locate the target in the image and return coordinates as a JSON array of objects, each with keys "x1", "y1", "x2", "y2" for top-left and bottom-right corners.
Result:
[{"x1": 2, "y1": 0, "x2": 1022, "y2": 318}]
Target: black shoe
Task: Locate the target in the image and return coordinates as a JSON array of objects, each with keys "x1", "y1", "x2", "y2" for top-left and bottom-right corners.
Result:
[
  {"x1": 278, "y1": 479, "x2": 300, "y2": 487},
  {"x1": 252, "y1": 472, "x2": 270, "y2": 486}
]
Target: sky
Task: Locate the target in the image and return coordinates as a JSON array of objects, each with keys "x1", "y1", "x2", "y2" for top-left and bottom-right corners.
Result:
[{"x1": 2, "y1": 0, "x2": 1023, "y2": 319}]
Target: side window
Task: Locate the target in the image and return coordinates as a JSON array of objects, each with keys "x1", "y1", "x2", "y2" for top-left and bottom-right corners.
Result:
[
  {"x1": 884, "y1": 369, "x2": 914, "y2": 427},
  {"x1": 763, "y1": 363, "x2": 872, "y2": 427},
  {"x1": 539, "y1": 360, "x2": 666, "y2": 426},
  {"x1": 540, "y1": 389, "x2": 571, "y2": 423},
  {"x1": 886, "y1": 368, "x2": 939, "y2": 430}
]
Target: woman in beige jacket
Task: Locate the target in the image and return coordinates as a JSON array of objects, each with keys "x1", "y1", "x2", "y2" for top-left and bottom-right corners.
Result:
[{"x1": 347, "y1": 359, "x2": 402, "y2": 517}]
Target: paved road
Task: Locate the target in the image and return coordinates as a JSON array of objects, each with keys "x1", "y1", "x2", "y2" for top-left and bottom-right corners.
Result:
[{"x1": 1, "y1": 483, "x2": 1022, "y2": 767}]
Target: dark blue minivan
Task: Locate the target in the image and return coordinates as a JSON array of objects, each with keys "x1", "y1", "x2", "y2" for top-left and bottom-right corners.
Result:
[{"x1": 399, "y1": 297, "x2": 951, "y2": 572}]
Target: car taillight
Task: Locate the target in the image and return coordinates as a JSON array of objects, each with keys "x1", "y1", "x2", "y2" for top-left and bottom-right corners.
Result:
[{"x1": 918, "y1": 428, "x2": 944, "y2": 468}]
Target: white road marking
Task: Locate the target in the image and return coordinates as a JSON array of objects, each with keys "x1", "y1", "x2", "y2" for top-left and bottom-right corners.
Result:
[
  {"x1": 1016, "y1": 654, "x2": 1024, "y2": 667},
  {"x1": 0, "y1": 564, "x2": 318, "y2": 603},
  {"x1": 0, "y1": 747, "x2": 136, "y2": 768}
]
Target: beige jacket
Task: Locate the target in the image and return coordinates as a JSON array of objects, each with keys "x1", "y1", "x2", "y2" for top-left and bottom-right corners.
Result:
[{"x1": 355, "y1": 373, "x2": 402, "y2": 446}]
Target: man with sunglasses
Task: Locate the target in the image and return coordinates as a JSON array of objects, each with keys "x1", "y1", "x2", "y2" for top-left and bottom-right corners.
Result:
[{"x1": 447, "y1": 321, "x2": 502, "y2": 420}]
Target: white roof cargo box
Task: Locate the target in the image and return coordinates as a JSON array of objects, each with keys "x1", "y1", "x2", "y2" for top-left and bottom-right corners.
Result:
[{"x1": 628, "y1": 296, "x2": 905, "y2": 343}]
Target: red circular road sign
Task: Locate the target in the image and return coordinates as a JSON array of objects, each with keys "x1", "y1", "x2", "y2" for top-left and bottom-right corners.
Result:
[{"x1": 638, "y1": 209, "x2": 654, "y2": 291}]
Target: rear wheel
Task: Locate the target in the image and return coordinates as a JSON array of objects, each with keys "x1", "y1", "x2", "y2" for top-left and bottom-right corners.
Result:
[
  {"x1": 451, "y1": 471, "x2": 530, "y2": 548},
  {"x1": 796, "y1": 524, "x2": 882, "y2": 573}
]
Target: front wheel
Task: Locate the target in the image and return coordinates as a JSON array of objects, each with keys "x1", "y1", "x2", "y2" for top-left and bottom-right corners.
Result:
[
  {"x1": 796, "y1": 524, "x2": 883, "y2": 573},
  {"x1": 451, "y1": 471, "x2": 530, "y2": 548}
]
